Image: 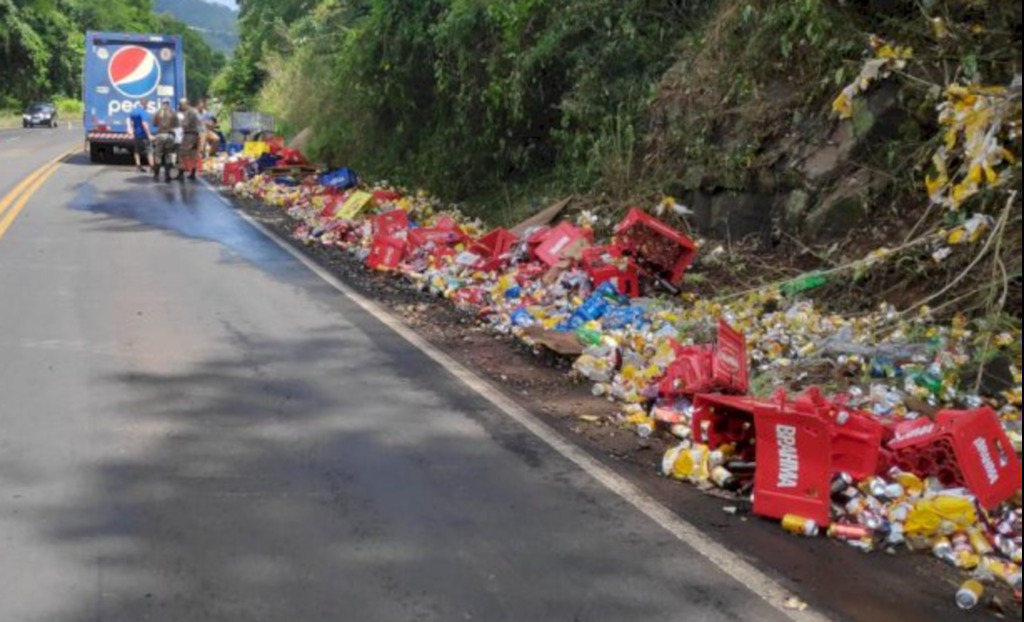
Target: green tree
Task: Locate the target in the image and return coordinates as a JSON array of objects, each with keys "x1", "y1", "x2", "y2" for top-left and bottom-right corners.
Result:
[
  {"x1": 225, "y1": 0, "x2": 693, "y2": 198},
  {"x1": 217, "y1": 0, "x2": 318, "y2": 107},
  {"x1": 1, "y1": 0, "x2": 225, "y2": 110}
]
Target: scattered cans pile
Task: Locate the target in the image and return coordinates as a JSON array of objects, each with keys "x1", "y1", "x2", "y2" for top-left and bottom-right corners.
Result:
[{"x1": 210, "y1": 147, "x2": 1023, "y2": 612}]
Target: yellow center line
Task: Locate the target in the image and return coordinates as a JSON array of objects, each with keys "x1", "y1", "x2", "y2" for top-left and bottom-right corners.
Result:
[
  {"x1": 0, "y1": 149, "x2": 77, "y2": 243},
  {"x1": 0, "y1": 160, "x2": 59, "y2": 220}
]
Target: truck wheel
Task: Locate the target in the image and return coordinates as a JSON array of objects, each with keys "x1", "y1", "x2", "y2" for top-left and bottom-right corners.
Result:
[{"x1": 89, "y1": 143, "x2": 105, "y2": 164}]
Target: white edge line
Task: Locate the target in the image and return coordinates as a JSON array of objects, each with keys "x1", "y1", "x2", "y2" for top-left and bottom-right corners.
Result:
[{"x1": 200, "y1": 179, "x2": 834, "y2": 622}]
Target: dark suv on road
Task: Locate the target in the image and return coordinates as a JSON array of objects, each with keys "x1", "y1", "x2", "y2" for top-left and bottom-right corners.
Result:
[{"x1": 23, "y1": 102, "x2": 59, "y2": 128}]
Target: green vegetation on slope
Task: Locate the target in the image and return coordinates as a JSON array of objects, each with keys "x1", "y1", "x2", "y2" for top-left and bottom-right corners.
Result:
[
  {"x1": 218, "y1": 1, "x2": 1018, "y2": 209},
  {"x1": 1, "y1": 0, "x2": 225, "y2": 109},
  {"x1": 154, "y1": 0, "x2": 238, "y2": 55},
  {"x1": 217, "y1": 0, "x2": 702, "y2": 200},
  {"x1": 217, "y1": 0, "x2": 1020, "y2": 322}
]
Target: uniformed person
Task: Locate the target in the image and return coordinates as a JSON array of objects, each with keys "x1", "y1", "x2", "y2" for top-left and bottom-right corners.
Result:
[
  {"x1": 151, "y1": 99, "x2": 181, "y2": 183},
  {"x1": 178, "y1": 98, "x2": 204, "y2": 182}
]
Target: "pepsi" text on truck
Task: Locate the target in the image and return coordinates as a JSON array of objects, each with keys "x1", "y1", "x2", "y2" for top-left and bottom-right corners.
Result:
[{"x1": 83, "y1": 31, "x2": 186, "y2": 163}]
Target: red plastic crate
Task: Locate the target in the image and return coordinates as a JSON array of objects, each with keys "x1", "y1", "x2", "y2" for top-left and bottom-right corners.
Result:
[
  {"x1": 373, "y1": 210, "x2": 409, "y2": 237},
  {"x1": 614, "y1": 208, "x2": 697, "y2": 285},
  {"x1": 222, "y1": 161, "x2": 249, "y2": 186},
  {"x1": 409, "y1": 227, "x2": 463, "y2": 250},
  {"x1": 581, "y1": 245, "x2": 622, "y2": 272},
  {"x1": 581, "y1": 246, "x2": 640, "y2": 298},
  {"x1": 472, "y1": 228, "x2": 518, "y2": 258},
  {"x1": 659, "y1": 321, "x2": 749, "y2": 398},
  {"x1": 753, "y1": 400, "x2": 834, "y2": 526},
  {"x1": 468, "y1": 228, "x2": 518, "y2": 272},
  {"x1": 264, "y1": 135, "x2": 286, "y2": 153},
  {"x1": 409, "y1": 216, "x2": 465, "y2": 250},
  {"x1": 525, "y1": 226, "x2": 553, "y2": 259},
  {"x1": 591, "y1": 265, "x2": 640, "y2": 298},
  {"x1": 792, "y1": 389, "x2": 884, "y2": 481},
  {"x1": 319, "y1": 191, "x2": 352, "y2": 220},
  {"x1": 691, "y1": 393, "x2": 761, "y2": 460},
  {"x1": 372, "y1": 190, "x2": 403, "y2": 204},
  {"x1": 535, "y1": 222, "x2": 590, "y2": 267},
  {"x1": 659, "y1": 351, "x2": 712, "y2": 399},
  {"x1": 889, "y1": 408, "x2": 1022, "y2": 509},
  {"x1": 712, "y1": 321, "x2": 749, "y2": 395},
  {"x1": 278, "y1": 148, "x2": 307, "y2": 165},
  {"x1": 367, "y1": 236, "x2": 406, "y2": 271}
]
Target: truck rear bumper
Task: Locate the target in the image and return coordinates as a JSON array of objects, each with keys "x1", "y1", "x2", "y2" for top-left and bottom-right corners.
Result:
[{"x1": 87, "y1": 132, "x2": 132, "y2": 144}]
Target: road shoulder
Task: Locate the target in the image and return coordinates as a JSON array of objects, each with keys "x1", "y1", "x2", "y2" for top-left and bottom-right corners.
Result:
[{"x1": 205, "y1": 181, "x2": 994, "y2": 622}]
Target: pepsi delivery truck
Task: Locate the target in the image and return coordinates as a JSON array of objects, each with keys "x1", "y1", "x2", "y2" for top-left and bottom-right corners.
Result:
[{"x1": 83, "y1": 31, "x2": 186, "y2": 163}]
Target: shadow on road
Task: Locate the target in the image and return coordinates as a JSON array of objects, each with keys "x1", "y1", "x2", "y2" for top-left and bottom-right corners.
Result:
[{"x1": 24, "y1": 314, "x2": 742, "y2": 622}]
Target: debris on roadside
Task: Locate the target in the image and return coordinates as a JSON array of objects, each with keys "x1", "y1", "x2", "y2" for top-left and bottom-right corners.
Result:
[{"x1": 206, "y1": 138, "x2": 1023, "y2": 612}]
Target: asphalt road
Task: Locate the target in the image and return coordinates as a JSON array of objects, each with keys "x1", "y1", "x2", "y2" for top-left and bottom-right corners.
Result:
[{"x1": 0, "y1": 128, "x2": 803, "y2": 621}]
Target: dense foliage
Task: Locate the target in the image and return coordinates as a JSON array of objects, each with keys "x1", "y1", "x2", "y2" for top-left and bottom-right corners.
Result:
[
  {"x1": 218, "y1": 0, "x2": 1019, "y2": 215},
  {"x1": 218, "y1": 0, "x2": 702, "y2": 199},
  {"x1": 1, "y1": 0, "x2": 225, "y2": 109}
]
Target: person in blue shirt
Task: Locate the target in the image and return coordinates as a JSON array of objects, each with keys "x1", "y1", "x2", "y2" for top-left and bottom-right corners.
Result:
[{"x1": 128, "y1": 99, "x2": 155, "y2": 173}]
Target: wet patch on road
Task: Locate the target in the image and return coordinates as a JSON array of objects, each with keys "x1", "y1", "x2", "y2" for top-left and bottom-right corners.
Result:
[{"x1": 66, "y1": 176, "x2": 312, "y2": 282}]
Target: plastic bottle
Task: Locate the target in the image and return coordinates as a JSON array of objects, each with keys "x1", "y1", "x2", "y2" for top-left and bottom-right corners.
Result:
[
  {"x1": 781, "y1": 515, "x2": 820, "y2": 537},
  {"x1": 781, "y1": 272, "x2": 827, "y2": 297},
  {"x1": 955, "y1": 580, "x2": 984, "y2": 611},
  {"x1": 911, "y1": 372, "x2": 943, "y2": 395},
  {"x1": 576, "y1": 326, "x2": 604, "y2": 348}
]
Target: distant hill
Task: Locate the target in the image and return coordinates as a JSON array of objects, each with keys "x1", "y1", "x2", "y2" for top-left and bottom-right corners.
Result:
[{"x1": 154, "y1": 0, "x2": 238, "y2": 55}]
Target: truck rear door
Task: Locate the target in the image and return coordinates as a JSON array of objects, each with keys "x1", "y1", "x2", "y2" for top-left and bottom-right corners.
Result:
[{"x1": 83, "y1": 31, "x2": 185, "y2": 141}]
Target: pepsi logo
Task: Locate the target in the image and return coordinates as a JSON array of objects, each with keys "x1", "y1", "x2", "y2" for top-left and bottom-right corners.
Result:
[{"x1": 108, "y1": 46, "x2": 162, "y2": 98}]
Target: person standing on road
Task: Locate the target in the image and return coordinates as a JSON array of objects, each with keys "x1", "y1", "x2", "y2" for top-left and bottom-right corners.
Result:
[
  {"x1": 151, "y1": 99, "x2": 181, "y2": 183},
  {"x1": 196, "y1": 100, "x2": 221, "y2": 157},
  {"x1": 127, "y1": 99, "x2": 155, "y2": 173},
  {"x1": 177, "y1": 98, "x2": 203, "y2": 182}
]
